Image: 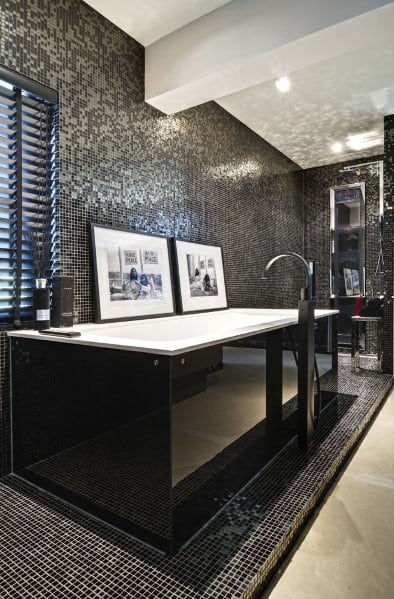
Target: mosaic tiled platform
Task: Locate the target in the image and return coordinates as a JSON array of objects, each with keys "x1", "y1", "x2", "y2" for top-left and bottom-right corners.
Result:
[{"x1": 0, "y1": 355, "x2": 391, "y2": 598}]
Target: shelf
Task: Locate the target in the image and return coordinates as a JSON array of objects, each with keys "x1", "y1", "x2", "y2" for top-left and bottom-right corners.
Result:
[{"x1": 336, "y1": 225, "x2": 361, "y2": 231}]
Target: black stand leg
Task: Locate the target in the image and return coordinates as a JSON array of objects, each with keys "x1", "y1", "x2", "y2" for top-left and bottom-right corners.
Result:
[
  {"x1": 331, "y1": 313, "x2": 338, "y2": 371},
  {"x1": 351, "y1": 318, "x2": 357, "y2": 372},
  {"x1": 377, "y1": 319, "x2": 383, "y2": 371},
  {"x1": 297, "y1": 299, "x2": 315, "y2": 450},
  {"x1": 266, "y1": 328, "x2": 283, "y2": 453}
]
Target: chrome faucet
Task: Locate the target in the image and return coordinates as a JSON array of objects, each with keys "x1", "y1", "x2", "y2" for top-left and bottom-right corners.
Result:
[{"x1": 261, "y1": 251, "x2": 313, "y2": 300}]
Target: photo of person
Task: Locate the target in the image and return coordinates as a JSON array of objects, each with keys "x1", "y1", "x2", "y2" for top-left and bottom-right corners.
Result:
[
  {"x1": 343, "y1": 267, "x2": 354, "y2": 296},
  {"x1": 91, "y1": 225, "x2": 175, "y2": 322},
  {"x1": 351, "y1": 269, "x2": 360, "y2": 295},
  {"x1": 107, "y1": 246, "x2": 163, "y2": 301},
  {"x1": 187, "y1": 254, "x2": 218, "y2": 297}
]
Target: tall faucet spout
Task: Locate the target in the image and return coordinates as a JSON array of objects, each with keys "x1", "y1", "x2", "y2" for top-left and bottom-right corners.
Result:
[
  {"x1": 262, "y1": 250, "x2": 317, "y2": 450},
  {"x1": 261, "y1": 251, "x2": 313, "y2": 300}
]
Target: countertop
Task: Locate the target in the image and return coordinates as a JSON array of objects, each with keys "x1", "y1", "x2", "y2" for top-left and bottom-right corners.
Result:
[{"x1": 8, "y1": 308, "x2": 338, "y2": 356}]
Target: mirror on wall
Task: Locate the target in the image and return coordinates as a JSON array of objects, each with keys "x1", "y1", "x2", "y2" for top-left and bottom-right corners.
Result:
[
  {"x1": 330, "y1": 160, "x2": 384, "y2": 345},
  {"x1": 330, "y1": 183, "x2": 365, "y2": 299},
  {"x1": 330, "y1": 183, "x2": 365, "y2": 345}
]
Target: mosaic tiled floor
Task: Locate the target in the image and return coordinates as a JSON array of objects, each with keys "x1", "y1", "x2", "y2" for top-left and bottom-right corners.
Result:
[{"x1": 0, "y1": 355, "x2": 391, "y2": 598}]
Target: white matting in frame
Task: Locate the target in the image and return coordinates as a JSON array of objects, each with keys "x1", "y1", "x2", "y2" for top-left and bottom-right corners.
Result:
[
  {"x1": 91, "y1": 224, "x2": 175, "y2": 322},
  {"x1": 174, "y1": 239, "x2": 227, "y2": 314}
]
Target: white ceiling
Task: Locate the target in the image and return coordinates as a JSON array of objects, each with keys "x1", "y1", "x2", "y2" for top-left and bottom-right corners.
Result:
[
  {"x1": 217, "y1": 42, "x2": 394, "y2": 168},
  {"x1": 84, "y1": 0, "x2": 394, "y2": 169},
  {"x1": 83, "y1": 0, "x2": 232, "y2": 46}
]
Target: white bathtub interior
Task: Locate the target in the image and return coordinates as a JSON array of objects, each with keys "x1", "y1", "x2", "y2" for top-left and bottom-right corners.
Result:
[{"x1": 84, "y1": 310, "x2": 291, "y2": 343}]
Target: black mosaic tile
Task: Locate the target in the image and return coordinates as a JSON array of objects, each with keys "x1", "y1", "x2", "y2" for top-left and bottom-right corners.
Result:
[
  {"x1": 303, "y1": 156, "x2": 392, "y2": 372},
  {"x1": 0, "y1": 334, "x2": 9, "y2": 477},
  {"x1": 0, "y1": 0, "x2": 391, "y2": 507},
  {"x1": 1, "y1": 0, "x2": 305, "y2": 324},
  {"x1": 383, "y1": 115, "x2": 394, "y2": 373},
  {"x1": 0, "y1": 355, "x2": 391, "y2": 597},
  {"x1": 303, "y1": 157, "x2": 383, "y2": 305},
  {"x1": 0, "y1": 0, "x2": 304, "y2": 476}
]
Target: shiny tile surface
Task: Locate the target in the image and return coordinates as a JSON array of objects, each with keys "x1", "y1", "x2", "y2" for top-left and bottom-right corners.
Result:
[
  {"x1": 0, "y1": 354, "x2": 391, "y2": 597},
  {"x1": 173, "y1": 348, "x2": 332, "y2": 484}
]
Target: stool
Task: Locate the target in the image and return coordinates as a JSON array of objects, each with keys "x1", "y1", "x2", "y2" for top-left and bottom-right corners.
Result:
[{"x1": 351, "y1": 316, "x2": 383, "y2": 372}]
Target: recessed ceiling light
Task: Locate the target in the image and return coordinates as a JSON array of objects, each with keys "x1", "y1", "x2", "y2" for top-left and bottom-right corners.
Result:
[
  {"x1": 275, "y1": 76, "x2": 291, "y2": 93},
  {"x1": 331, "y1": 142, "x2": 343, "y2": 153}
]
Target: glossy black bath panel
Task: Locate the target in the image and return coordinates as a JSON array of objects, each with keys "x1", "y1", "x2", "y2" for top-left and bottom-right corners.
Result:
[
  {"x1": 11, "y1": 338, "x2": 170, "y2": 466},
  {"x1": 171, "y1": 417, "x2": 295, "y2": 552},
  {"x1": 11, "y1": 337, "x2": 278, "y2": 554},
  {"x1": 11, "y1": 338, "x2": 172, "y2": 551},
  {"x1": 10, "y1": 334, "x2": 338, "y2": 554}
]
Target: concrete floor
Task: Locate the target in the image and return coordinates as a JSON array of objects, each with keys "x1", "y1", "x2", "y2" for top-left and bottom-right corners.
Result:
[{"x1": 264, "y1": 387, "x2": 394, "y2": 599}]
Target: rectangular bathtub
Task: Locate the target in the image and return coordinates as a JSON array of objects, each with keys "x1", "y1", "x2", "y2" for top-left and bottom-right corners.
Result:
[{"x1": 9, "y1": 307, "x2": 337, "y2": 355}]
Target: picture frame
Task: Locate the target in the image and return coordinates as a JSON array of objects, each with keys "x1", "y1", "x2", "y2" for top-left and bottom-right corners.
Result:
[
  {"x1": 172, "y1": 238, "x2": 228, "y2": 314},
  {"x1": 343, "y1": 266, "x2": 360, "y2": 296},
  {"x1": 351, "y1": 268, "x2": 360, "y2": 295},
  {"x1": 343, "y1": 267, "x2": 354, "y2": 296},
  {"x1": 90, "y1": 224, "x2": 175, "y2": 322}
]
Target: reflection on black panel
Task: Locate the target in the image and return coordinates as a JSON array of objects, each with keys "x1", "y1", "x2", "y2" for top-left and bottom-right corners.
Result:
[
  {"x1": 11, "y1": 338, "x2": 338, "y2": 554},
  {"x1": 28, "y1": 410, "x2": 170, "y2": 539},
  {"x1": 11, "y1": 339, "x2": 172, "y2": 552}
]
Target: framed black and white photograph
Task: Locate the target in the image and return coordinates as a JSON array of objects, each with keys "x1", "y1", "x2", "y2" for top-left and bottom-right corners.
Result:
[
  {"x1": 91, "y1": 224, "x2": 175, "y2": 322},
  {"x1": 343, "y1": 267, "x2": 354, "y2": 296},
  {"x1": 351, "y1": 268, "x2": 360, "y2": 295},
  {"x1": 173, "y1": 239, "x2": 227, "y2": 313}
]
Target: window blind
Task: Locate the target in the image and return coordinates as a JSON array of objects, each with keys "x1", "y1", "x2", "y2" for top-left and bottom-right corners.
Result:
[{"x1": 0, "y1": 73, "x2": 58, "y2": 327}]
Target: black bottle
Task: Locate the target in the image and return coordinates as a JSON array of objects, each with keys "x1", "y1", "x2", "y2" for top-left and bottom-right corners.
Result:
[{"x1": 33, "y1": 278, "x2": 50, "y2": 330}]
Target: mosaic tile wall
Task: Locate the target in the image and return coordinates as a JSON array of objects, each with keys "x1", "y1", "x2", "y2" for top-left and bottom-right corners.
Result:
[
  {"x1": 0, "y1": 0, "x2": 303, "y2": 476},
  {"x1": 303, "y1": 156, "x2": 393, "y2": 373},
  {"x1": 0, "y1": 0, "x2": 392, "y2": 481},
  {"x1": 303, "y1": 156, "x2": 383, "y2": 307},
  {"x1": 0, "y1": 334, "x2": 9, "y2": 477},
  {"x1": 383, "y1": 115, "x2": 394, "y2": 373}
]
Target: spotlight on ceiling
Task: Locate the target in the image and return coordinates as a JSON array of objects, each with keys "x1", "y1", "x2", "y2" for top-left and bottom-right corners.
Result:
[
  {"x1": 331, "y1": 142, "x2": 343, "y2": 153},
  {"x1": 275, "y1": 76, "x2": 291, "y2": 93}
]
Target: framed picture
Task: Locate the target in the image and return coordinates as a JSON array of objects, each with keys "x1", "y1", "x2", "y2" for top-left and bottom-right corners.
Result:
[
  {"x1": 343, "y1": 267, "x2": 354, "y2": 296},
  {"x1": 91, "y1": 224, "x2": 175, "y2": 322},
  {"x1": 172, "y1": 239, "x2": 227, "y2": 314},
  {"x1": 351, "y1": 268, "x2": 360, "y2": 295}
]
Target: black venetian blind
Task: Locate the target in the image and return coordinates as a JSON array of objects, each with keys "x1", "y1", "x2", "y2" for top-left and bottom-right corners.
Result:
[{"x1": 0, "y1": 66, "x2": 59, "y2": 327}]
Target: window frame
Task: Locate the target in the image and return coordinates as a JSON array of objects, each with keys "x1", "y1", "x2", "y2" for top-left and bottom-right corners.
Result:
[{"x1": 0, "y1": 65, "x2": 59, "y2": 329}]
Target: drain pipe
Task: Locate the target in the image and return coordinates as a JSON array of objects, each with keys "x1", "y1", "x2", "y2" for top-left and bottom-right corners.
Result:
[{"x1": 262, "y1": 252, "x2": 316, "y2": 450}]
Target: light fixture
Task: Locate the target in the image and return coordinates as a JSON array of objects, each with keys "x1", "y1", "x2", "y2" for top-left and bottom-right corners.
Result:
[
  {"x1": 331, "y1": 142, "x2": 343, "y2": 153},
  {"x1": 346, "y1": 131, "x2": 382, "y2": 151},
  {"x1": 275, "y1": 76, "x2": 291, "y2": 93}
]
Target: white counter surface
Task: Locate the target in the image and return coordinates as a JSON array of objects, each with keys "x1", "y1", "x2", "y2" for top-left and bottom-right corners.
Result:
[{"x1": 8, "y1": 308, "x2": 338, "y2": 356}]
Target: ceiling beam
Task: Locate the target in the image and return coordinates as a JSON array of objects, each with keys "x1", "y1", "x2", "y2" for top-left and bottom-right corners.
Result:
[{"x1": 145, "y1": 0, "x2": 392, "y2": 114}]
